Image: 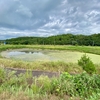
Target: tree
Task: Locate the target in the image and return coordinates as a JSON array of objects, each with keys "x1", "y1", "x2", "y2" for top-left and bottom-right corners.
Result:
[{"x1": 78, "y1": 54, "x2": 96, "y2": 74}]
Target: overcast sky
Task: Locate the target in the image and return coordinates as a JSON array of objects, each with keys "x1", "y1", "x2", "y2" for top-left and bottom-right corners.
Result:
[{"x1": 0, "y1": 0, "x2": 100, "y2": 40}]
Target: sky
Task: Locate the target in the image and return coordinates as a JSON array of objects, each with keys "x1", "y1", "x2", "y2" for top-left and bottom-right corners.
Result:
[{"x1": 0, "y1": 0, "x2": 100, "y2": 40}]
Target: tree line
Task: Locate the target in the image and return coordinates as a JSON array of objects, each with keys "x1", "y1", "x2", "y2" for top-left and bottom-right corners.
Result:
[{"x1": 5, "y1": 33, "x2": 100, "y2": 46}]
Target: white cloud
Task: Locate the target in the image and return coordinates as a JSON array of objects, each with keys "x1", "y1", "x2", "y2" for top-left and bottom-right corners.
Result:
[{"x1": 0, "y1": 0, "x2": 100, "y2": 40}]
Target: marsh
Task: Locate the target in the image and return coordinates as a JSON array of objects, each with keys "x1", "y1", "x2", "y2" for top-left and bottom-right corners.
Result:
[{"x1": 1, "y1": 49, "x2": 100, "y2": 64}]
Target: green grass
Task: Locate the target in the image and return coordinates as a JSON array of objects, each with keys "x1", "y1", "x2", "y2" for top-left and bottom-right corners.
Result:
[
  {"x1": 0, "y1": 45, "x2": 100, "y2": 55},
  {"x1": 2, "y1": 49, "x2": 100, "y2": 63},
  {"x1": 0, "y1": 68, "x2": 100, "y2": 100},
  {"x1": 0, "y1": 58, "x2": 83, "y2": 74},
  {"x1": 0, "y1": 45, "x2": 100, "y2": 99},
  {"x1": 0, "y1": 45, "x2": 100, "y2": 74}
]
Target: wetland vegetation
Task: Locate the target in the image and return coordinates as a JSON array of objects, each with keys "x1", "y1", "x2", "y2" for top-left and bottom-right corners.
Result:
[
  {"x1": 0, "y1": 45, "x2": 100, "y2": 99},
  {"x1": 1, "y1": 49, "x2": 100, "y2": 63}
]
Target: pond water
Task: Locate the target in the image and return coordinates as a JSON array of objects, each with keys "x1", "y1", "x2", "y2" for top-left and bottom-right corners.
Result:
[{"x1": 1, "y1": 49, "x2": 100, "y2": 63}]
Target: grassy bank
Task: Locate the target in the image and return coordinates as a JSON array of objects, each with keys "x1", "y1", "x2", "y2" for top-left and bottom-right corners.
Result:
[
  {"x1": 0, "y1": 58, "x2": 83, "y2": 74},
  {"x1": 0, "y1": 68, "x2": 100, "y2": 100},
  {"x1": 0, "y1": 45, "x2": 100, "y2": 55},
  {"x1": 0, "y1": 45, "x2": 100, "y2": 100},
  {"x1": 0, "y1": 45, "x2": 100, "y2": 73}
]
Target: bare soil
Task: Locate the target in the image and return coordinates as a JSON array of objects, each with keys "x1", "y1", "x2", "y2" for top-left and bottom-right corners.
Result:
[{"x1": 4, "y1": 67, "x2": 60, "y2": 78}]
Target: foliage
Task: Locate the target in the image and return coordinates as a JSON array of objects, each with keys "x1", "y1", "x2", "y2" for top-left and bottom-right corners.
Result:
[
  {"x1": 73, "y1": 73, "x2": 100, "y2": 98},
  {"x1": 78, "y1": 54, "x2": 96, "y2": 74},
  {"x1": 0, "y1": 45, "x2": 100, "y2": 99},
  {"x1": 0, "y1": 67, "x2": 100, "y2": 99},
  {"x1": 5, "y1": 33, "x2": 100, "y2": 46}
]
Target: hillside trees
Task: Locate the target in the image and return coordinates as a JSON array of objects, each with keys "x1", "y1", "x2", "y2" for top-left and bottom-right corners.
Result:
[{"x1": 5, "y1": 33, "x2": 100, "y2": 46}]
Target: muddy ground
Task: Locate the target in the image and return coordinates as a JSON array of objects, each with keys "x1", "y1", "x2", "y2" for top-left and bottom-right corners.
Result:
[{"x1": 4, "y1": 67, "x2": 60, "y2": 78}]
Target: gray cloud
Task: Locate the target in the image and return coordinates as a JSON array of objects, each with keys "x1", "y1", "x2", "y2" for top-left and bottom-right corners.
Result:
[{"x1": 0, "y1": 0, "x2": 100, "y2": 40}]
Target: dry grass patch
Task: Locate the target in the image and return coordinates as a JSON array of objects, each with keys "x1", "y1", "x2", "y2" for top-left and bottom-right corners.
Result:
[{"x1": 0, "y1": 92, "x2": 32, "y2": 100}]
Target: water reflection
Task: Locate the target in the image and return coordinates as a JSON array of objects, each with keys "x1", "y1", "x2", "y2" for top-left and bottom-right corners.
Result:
[
  {"x1": 21, "y1": 51, "x2": 41, "y2": 54},
  {"x1": 8, "y1": 51, "x2": 26, "y2": 56},
  {"x1": 7, "y1": 50, "x2": 58, "y2": 62},
  {"x1": 8, "y1": 51, "x2": 46, "y2": 56},
  {"x1": 2, "y1": 50, "x2": 100, "y2": 63}
]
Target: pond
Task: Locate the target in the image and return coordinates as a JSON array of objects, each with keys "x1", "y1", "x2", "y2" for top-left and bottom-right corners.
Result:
[{"x1": 1, "y1": 49, "x2": 100, "y2": 64}]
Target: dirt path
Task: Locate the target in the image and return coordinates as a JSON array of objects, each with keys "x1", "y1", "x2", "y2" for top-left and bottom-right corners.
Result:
[{"x1": 4, "y1": 67, "x2": 60, "y2": 78}]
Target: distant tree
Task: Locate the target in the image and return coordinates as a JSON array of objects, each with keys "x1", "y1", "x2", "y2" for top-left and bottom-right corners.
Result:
[{"x1": 5, "y1": 33, "x2": 100, "y2": 46}]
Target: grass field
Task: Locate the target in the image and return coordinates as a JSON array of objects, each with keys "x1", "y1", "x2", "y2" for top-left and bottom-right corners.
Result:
[
  {"x1": 0, "y1": 45, "x2": 100, "y2": 100},
  {"x1": 1, "y1": 49, "x2": 100, "y2": 63},
  {"x1": 0, "y1": 45, "x2": 100, "y2": 55},
  {"x1": 0, "y1": 45, "x2": 100, "y2": 73}
]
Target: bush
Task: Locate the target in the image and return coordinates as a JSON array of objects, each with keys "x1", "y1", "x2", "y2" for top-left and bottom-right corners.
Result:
[
  {"x1": 78, "y1": 54, "x2": 96, "y2": 74},
  {"x1": 73, "y1": 73, "x2": 100, "y2": 97}
]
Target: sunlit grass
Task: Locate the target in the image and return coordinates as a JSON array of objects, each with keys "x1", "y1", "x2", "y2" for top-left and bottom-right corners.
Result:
[
  {"x1": 0, "y1": 45, "x2": 100, "y2": 55},
  {"x1": 0, "y1": 58, "x2": 83, "y2": 74},
  {"x1": 0, "y1": 67, "x2": 100, "y2": 100},
  {"x1": 0, "y1": 45, "x2": 100, "y2": 74}
]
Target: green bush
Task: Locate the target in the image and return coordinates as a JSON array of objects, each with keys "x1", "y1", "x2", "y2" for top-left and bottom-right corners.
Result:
[
  {"x1": 78, "y1": 54, "x2": 96, "y2": 74},
  {"x1": 73, "y1": 72, "x2": 100, "y2": 97}
]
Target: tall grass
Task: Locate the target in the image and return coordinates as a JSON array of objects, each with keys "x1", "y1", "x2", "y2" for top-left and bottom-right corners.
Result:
[
  {"x1": 0, "y1": 57, "x2": 83, "y2": 73},
  {"x1": 0, "y1": 67, "x2": 100, "y2": 100},
  {"x1": 0, "y1": 45, "x2": 100, "y2": 73},
  {"x1": 0, "y1": 45, "x2": 100, "y2": 55},
  {"x1": 0, "y1": 45, "x2": 100, "y2": 99},
  {"x1": 1, "y1": 57, "x2": 100, "y2": 74}
]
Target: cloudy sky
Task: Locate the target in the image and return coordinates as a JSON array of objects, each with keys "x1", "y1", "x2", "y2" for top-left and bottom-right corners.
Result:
[{"x1": 0, "y1": 0, "x2": 100, "y2": 40}]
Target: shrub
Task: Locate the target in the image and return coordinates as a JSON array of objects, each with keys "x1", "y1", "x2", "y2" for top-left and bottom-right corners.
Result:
[
  {"x1": 78, "y1": 54, "x2": 96, "y2": 74},
  {"x1": 73, "y1": 72, "x2": 100, "y2": 97}
]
